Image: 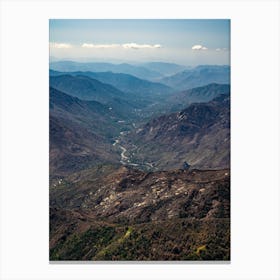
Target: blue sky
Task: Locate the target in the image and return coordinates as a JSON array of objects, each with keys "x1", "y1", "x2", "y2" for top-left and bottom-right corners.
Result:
[{"x1": 49, "y1": 19, "x2": 230, "y2": 65}]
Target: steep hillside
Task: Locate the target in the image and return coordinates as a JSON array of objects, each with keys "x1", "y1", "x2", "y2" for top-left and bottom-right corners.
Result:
[
  {"x1": 50, "y1": 87, "x2": 130, "y2": 138},
  {"x1": 50, "y1": 166, "x2": 230, "y2": 260},
  {"x1": 50, "y1": 87, "x2": 125, "y2": 178},
  {"x1": 166, "y1": 83, "x2": 230, "y2": 112},
  {"x1": 50, "y1": 74, "x2": 127, "y2": 102},
  {"x1": 49, "y1": 116, "x2": 118, "y2": 179},
  {"x1": 50, "y1": 74, "x2": 140, "y2": 118},
  {"x1": 121, "y1": 94, "x2": 230, "y2": 171}
]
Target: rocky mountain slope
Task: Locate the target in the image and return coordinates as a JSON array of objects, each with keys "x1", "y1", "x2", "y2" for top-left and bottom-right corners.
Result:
[
  {"x1": 122, "y1": 94, "x2": 230, "y2": 171},
  {"x1": 50, "y1": 165, "x2": 230, "y2": 260}
]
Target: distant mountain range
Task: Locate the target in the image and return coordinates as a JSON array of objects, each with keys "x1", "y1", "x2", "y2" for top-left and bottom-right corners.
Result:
[
  {"x1": 49, "y1": 61, "x2": 163, "y2": 80},
  {"x1": 50, "y1": 74, "x2": 140, "y2": 118},
  {"x1": 165, "y1": 83, "x2": 230, "y2": 112},
  {"x1": 140, "y1": 62, "x2": 187, "y2": 76},
  {"x1": 50, "y1": 69, "x2": 230, "y2": 116},
  {"x1": 50, "y1": 74, "x2": 127, "y2": 102},
  {"x1": 50, "y1": 62, "x2": 229, "y2": 92},
  {"x1": 50, "y1": 70, "x2": 173, "y2": 101},
  {"x1": 160, "y1": 65, "x2": 230, "y2": 90}
]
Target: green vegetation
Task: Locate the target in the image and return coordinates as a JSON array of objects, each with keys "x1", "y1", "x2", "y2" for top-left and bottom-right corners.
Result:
[
  {"x1": 50, "y1": 166, "x2": 230, "y2": 261},
  {"x1": 50, "y1": 226, "x2": 115, "y2": 260},
  {"x1": 50, "y1": 218, "x2": 230, "y2": 261}
]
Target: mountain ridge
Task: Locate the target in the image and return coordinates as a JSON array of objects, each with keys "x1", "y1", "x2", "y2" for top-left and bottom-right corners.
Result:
[
  {"x1": 160, "y1": 65, "x2": 230, "y2": 90},
  {"x1": 50, "y1": 165, "x2": 230, "y2": 260},
  {"x1": 49, "y1": 69, "x2": 174, "y2": 100},
  {"x1": 49, "y1": 61, "x2": 163, "y2": 80},
  {"x1": 122, "y1": 94, "x2": 230, "y2": 171}
]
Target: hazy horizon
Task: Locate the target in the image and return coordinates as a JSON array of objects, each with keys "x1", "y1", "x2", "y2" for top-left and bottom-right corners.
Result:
[
  {"x1": 50, "y1": 19, "x2": 230, "y2": 66},
  {"x1": 49, "y1": 57, "x2": 230, "y2": 68}
]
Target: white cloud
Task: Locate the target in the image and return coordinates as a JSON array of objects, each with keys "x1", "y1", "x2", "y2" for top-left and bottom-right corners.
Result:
[
  {"x1": 81, "y1": 43, "x2": 162, "y2": 50},
  {"x1": 82, "y1": 43, "x2": 120, "y2": 48},
  {"x1": 50, "y1": 42, "x2": 72, "y2": 49},
  {"x1": 122, "y1": 43, "x2": 162, "y2": 49},
  {"x1": 192, "y1": 45, "x2": 208, "y2": 51}
]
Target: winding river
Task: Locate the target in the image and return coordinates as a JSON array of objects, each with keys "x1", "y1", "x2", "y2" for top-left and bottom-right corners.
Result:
[{"x1": 112, "y1": 132, "x2": 147, "y2": 168}]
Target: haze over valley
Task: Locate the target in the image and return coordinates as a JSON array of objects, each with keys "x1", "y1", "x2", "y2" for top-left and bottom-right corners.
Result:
[
  {"x1": 49, "y1": 19, "x2": 230, "y2": 261},
  {"x1": 49, "y1": 61, "x2": 230, "y2": 261}
]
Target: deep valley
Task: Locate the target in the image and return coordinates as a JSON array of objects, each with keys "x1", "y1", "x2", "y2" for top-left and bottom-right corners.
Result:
[{"x1": 49, "y1": 62, "x2": 231, "y2": 261}]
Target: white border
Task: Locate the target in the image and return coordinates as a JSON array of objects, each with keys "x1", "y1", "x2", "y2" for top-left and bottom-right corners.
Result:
[{"x1": 0, "y1": 1, "x2": 279, "y2": 280}]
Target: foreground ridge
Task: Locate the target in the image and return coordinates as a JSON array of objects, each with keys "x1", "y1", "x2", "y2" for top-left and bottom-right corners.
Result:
[{"x1": 50, "y1": 166, "x2": 230, "y2": 261}]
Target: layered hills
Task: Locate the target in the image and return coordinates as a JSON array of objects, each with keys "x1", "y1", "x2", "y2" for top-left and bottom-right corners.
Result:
[
  {"x1": 50, "y1": 75, "x2": 137, "y2": 114},
  {"x1": 161, "y1": 65, "x2": 230, "y2": 90},
  {"x1": 50, "y1": 70, "x2": 173, "y2": 109},
  {"x1": 166, "y1": 83, "x2": 230, "y2": 112},
  {"x1": 49, "y1": 62, "x2": 231, "y2": 261},
  {"x1": 50, "y1": 87, "x2": 128, "y2": 136},
  {"x1": 49, "y1": 61, "x2": 163, "y2": 80}
]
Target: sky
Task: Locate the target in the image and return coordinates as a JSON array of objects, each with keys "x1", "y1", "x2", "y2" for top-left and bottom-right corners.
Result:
[{"x1": 49, "y1": 19, "x2": 230, "y2": 66}]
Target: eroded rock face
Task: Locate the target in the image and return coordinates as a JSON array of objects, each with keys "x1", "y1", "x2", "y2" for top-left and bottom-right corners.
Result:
[{"x1": 51, "y1": 166, "x2": 229, "y2": 222}]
